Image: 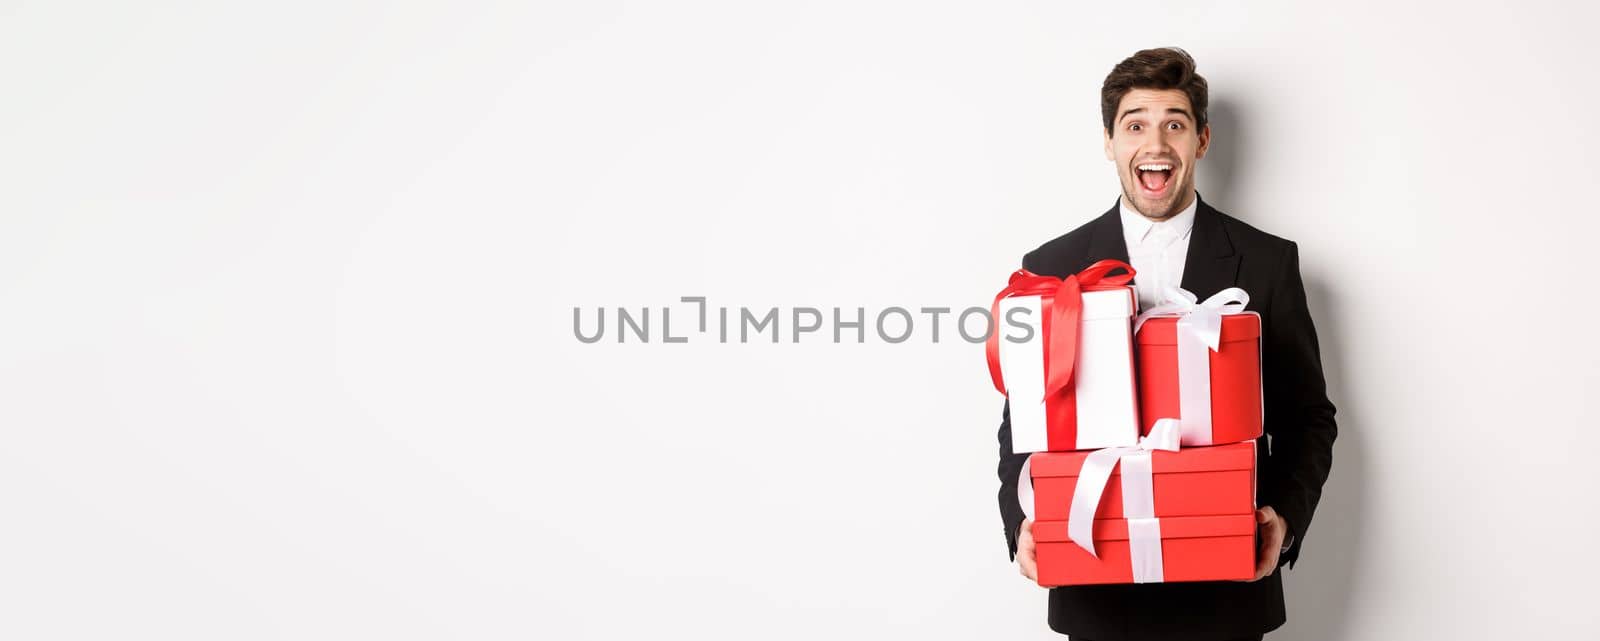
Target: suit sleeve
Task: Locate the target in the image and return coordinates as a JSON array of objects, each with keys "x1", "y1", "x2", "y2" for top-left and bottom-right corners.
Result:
[
  {"x1": 996, "y1": 253, "x2": 1037, "y2": 562},
  {"x1": 998, "y1": 398, "x2": 1028, "y2": 561},
  {"x1": 1257, "y1": 241, "x2": 1338, "y2": 569}
]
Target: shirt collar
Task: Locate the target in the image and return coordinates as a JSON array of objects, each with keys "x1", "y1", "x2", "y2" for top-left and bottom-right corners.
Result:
[{"x1": 1119, "y1": 193, "x2": 1198, "y2": 245}]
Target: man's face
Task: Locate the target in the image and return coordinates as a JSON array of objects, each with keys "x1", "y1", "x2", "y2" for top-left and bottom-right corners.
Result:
[{"x1": 1103, "y1": 88, "x2": 1210, "y2": 220}]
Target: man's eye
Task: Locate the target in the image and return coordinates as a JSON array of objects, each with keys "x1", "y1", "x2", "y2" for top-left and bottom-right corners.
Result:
[
  {"x1": 1129, "y1": 123, "x2": 1142, "y2": 132},
  {"x1": 1167, "y1": 122, "x2": 1183, "y2": 130}
]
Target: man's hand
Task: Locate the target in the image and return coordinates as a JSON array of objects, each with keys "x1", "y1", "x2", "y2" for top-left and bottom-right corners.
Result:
[
  {"x1": 1249, "y1": 505, "x2": 1288, "y2": 581},
  {"x1": 1016, "y1": 518, "x2": 1038, "y2": 583}
]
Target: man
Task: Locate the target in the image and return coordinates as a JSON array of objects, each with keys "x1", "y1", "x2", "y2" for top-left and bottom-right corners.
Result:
[{"x1": 996, "y1": 48, "x2": 1338, "y2": 641}]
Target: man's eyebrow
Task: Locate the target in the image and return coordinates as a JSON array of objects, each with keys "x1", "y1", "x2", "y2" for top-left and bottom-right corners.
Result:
[{"x1": 1119, "y1": 106, "x2": 1195, "y2": 124}]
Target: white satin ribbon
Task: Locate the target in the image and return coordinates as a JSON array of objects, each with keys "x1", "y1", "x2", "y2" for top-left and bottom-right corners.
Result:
[
  {"x1": 1133, "y1": 286, "x2": 1250, "y2": 446},
  {"x1": 1126, "y1": 517, "x2": 1164, "y2": 583},
  {"x1": 1018, "y1": 455, "x2": 1035, "y2": 521},
  {"x1": 1064, "y1": 418, "x2": 1182, "y2": 583}
]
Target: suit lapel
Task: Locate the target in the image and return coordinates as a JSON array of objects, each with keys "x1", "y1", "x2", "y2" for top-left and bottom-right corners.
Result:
[
  {"x1": 1080, "y1": 193, "x2": 1240, "y2": 299},
  {"x1": 1083, "y1": 198, "x2": 1130, "y2": 268},
  {"x1": 1178, "y1": 193, "x2": 1240, "y2": 299}
]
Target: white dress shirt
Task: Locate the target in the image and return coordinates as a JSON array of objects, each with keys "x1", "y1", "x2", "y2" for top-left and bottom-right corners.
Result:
[{"x1": 1119, "y1": 194, "x2": 1198, "y2": 312}]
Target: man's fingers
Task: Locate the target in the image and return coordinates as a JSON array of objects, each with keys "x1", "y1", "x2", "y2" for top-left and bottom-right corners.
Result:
[
  {"x1": 1253, "y1": 551, "x2": 1275, "y2": 580},
  {"x1": 1249, "y1": 508, "x2": 1284, "y2": 581},
  {"x1": 1253, "y1": 532, "x2": 1281, "y2": 581},
  {"x1": 1016, "y1": 540, "x2": 1037, "y2": 581},
  {"x1": 1018, "y1": 553, "x2": 1037, "y2": 581},
  {"x1": 1251, "y1": 532, "x2": 1276, "y2": 580},
  {"x1": 1017, "y1": 519, "x2": 1038, "y2": 582}
]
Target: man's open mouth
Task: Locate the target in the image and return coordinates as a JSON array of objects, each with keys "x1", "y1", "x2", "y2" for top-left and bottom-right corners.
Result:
[{"x1": 1136, "y1": 162, "x2": 1175, "y2": 196}]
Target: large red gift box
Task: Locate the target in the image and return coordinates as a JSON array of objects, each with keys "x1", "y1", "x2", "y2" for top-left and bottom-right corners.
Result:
[
  {"x1": 1033, "y1": 515, "x2": 1256, "y2": 585},
  {"x1": 1027, "y1": 440, "x2": 1256, "y2": 521},
  {"x1": 1025, "y1": 441, "x2": 1258, "y2": 586},
  {"x1": 1135, "y1": 311, "x2": 1264, "y2": 446}
]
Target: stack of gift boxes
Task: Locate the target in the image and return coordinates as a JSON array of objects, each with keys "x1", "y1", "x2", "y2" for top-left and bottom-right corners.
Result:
[{"x1": 987, "y1": 260, "x2": 1264, "y2": 586}]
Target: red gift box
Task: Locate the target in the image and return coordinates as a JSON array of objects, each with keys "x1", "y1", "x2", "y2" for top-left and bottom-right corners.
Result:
[
  {"x1": 1023, "y1": 440, "x2": 1258, "y2": 586},
  {"x1": 1136, "y1": 311, "x2": 1263, "y2": 446},
  {"x1": 1033, "y1": 514, "x2": 1256, "y2": 585},
  {"x1": 1027, "y1": 441, "x2": 1256, "y2": 522}
]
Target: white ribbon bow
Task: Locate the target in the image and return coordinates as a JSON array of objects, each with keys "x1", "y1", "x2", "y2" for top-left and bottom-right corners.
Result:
[
  {"x1": 1016, "y1": 419, "x2": 1183, "y2": 584},
  {"x1": 1133, "y1": 285, "x2": 1250, "y2": 344},
  {"x1": 1132, "y1": 286, "x2": 1250, "y2": 446},
  {"x1": 1066, "y1": 418, "x2": 1182, "y2": 584}
]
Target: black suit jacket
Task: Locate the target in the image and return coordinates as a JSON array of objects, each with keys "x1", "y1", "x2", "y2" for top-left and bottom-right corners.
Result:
[{"x1": 996, "y1": 195, "x2": 1338, "y2": 641}]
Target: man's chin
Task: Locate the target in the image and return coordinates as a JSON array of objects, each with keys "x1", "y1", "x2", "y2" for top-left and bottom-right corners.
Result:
[{"x1": 1124, "y1": 190, "x2": 1182, "y2": 220}]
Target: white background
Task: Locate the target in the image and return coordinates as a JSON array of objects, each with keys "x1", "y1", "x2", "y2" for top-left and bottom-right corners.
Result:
[{"x1": 2, "y1": 1, "x2": 1597, "y2": 639}]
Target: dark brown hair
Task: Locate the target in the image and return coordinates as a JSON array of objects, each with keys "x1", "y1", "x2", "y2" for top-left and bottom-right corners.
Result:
[{"x1": 1101, "y1": 47, "x2": 1208, "y2": 136}]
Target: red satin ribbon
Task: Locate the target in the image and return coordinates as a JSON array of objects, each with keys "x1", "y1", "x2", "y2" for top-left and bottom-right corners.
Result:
[{"x1": 985, "y1": 259, "x2": 1135, "y2": 401}]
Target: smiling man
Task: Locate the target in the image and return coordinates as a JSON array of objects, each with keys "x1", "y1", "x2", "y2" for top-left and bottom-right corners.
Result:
[{"x1": 995, "y1": 48, "x2": 1339, "y2": 640}]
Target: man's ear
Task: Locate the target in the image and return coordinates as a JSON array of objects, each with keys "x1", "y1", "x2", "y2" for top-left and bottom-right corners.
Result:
[
  {"x1": 1103, "y1": 128, "x2": 1114, "y2": 161},
  {"x1": 1195, "y1": 124, "x2": 1211, "y2": 160}
]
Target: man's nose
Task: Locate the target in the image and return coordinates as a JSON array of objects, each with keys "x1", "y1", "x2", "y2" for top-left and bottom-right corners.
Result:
[{"x1": 1149, "y1": 127, "x2": 1176, "y2": 152}]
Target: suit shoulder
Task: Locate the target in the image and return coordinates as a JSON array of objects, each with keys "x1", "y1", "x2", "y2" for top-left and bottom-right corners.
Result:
[
  {"x1": 1209, "y1": 207, "x2": 1304, "y2": 293},
  {"x1": 1021, "y1": 220, "x2": 1097, "y2": 272},
  {"x1": 1214, "y1": 207, "x2": 1297, "y2": 253}
]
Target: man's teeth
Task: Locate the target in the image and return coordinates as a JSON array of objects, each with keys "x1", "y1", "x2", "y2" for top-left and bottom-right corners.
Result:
[{"x1": 1137, "y1": 164, "x2": 1173, "y2": 171}]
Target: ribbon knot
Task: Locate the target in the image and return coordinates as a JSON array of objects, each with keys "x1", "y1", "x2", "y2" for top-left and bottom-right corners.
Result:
[
  {"x1": 1014, "y1": 419, "x2": 1182, "y2": 584},
  {"x1": 986, "y1": 260, "x2": 1135, "y2": 402},
  {"x1": 1015, "y1": 419, "x2": 1183, "y2": 584},
  {"x1": 1133, "y1": 286, "x2": 1250, "y2": 349},
  {"x1": 1064, "y1": 418, "x2": 1181, "y2": 560}
]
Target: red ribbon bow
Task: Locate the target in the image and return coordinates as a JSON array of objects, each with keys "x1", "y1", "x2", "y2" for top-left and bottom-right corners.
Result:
[{"x1": 985, "y1": 259, "x2": 1135, "y2": 400}]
